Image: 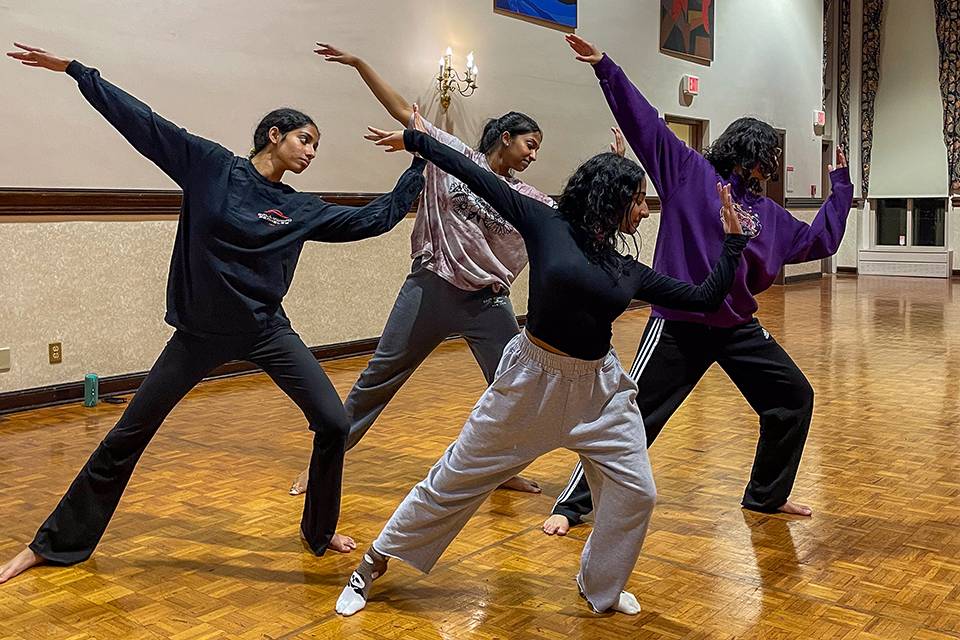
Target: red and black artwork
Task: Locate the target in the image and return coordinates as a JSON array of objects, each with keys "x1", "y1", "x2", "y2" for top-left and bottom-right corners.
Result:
[{"x1": 660, "y1": 0, "x2": 715, "y2": 64}]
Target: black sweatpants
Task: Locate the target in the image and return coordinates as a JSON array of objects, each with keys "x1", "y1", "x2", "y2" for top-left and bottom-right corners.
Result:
[
  {"x1": 553, "y1": 317, "x2": 813, "y2": 523},
  {"x1": 29, "y1": 324, "x2": 349, "y2": 565}
]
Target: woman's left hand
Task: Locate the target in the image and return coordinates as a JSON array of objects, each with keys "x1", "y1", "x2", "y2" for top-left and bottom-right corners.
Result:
[
  {"x1": 313, "y1": 42, "x2": 359, "y2": 67},
  {"x1": 828, "y1": 146, "x2": 847, "y2": 172},
  {"x1": 610, "y1": 127, "x2": 625, "y2": 157},
  {"x1": 364, "y1": 127, "x2": 405, "y2": 153},
  {"x1": 411, "y1": 103, "x2": 428, "y2": 133},
  {"x1": 718, "y1": 182, "x2": 743, "y2": 235},
  {"x1": 564, "y1": 34, "x2": 603, "y2": 65},
  {"x1": 6, "y1": 43, "x2": 70, "y2": 72}
]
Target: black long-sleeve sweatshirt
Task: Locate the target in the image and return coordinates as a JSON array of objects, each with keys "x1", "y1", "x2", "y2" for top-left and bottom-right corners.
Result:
[
  {"x1": 66, "y1": 61, "x2": 426, "y2": 337},
  {"x1": 403, "y1": 129, "x2": 747, "y2": 360}
]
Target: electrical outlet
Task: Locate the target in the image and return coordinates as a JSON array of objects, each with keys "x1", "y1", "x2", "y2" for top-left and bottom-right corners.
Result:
[
  {"x1": 0, "y1": 347, "x2": 10, "y2": 372},
  {"x1": 49, "y1": 342, "x2": 62, "y2": 364}
]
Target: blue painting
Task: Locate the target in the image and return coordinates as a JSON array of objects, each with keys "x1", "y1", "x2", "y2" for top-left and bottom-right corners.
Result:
[{"x1": 494, "y1": 0, "x2": 577, "y2": 30}]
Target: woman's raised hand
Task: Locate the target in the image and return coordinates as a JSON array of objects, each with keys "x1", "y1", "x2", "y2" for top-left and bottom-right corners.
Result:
[
  {"x1": 718, "y1": 182, "x2": 744, "y2": 235},
  {"x1": 411, "y1": 103, "x2": 427, "y2": 133},
  {"x1": 564, "y1": 34, "x2": 602, "y2": 65},
  {"x1": 314, "y1": 42, "x2": 359, "y2": 67},
  {"x1": 610, "y1": 127, "x2": 626, "y2": 157},
  {"x1": 364, "y1": 127, "x2": 405, "y2": 153},
  {"x1": 828, "y1": 146, "x2": 847, "y2": 172},
  {"x1": 6, "y1": 43, "x2": 70, "y2": 72}
]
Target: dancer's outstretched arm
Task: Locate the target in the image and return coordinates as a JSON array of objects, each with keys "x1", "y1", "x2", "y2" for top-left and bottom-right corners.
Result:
[
  {"x1": 307, "y1": 156, "x2": 426, "y2": 243},
  {"x1": 565, "y1": 34, "x2": 695, "y2": 203},
  {"x1": 784, "y1": 148, "x2": 854, "y2": 263},
  {"x1": 6, "y1": 43, "x2": 225, "y2": 188},
  {"x1": 315, "y1": 42, "x2": 413, "y2": 126},
  {"x1": 315, "y1": 45, "x2": 516, "y2": 200},
  {"x1": 631, "y1": 183, "x2": 747, "y2": 311},
  {"x1": 365, "y1": 126, "x2": 550, "y2": 234}
]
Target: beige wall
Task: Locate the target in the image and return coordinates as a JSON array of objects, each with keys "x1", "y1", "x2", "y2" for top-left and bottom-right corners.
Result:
[
  {"x1": 0, "y1": 219, "x2": 406, "y2": 392},
  {"x1": 1, "y1": 1, "x2": 827, "y2": 392},
  {"x1": 783, "y1": 208, "x2": 825, "y2": 278},
  {"x1": 1, "y1": 0, "x2": 827, "y2": 192},
  {"x1": 836, "y1": 206, "x2": 861, "y2": 270}
]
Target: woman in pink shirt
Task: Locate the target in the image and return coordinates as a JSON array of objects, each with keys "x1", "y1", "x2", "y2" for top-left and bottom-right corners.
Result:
[{"x1": 289, "y1": 43, "x2": 619, "y2": 498}]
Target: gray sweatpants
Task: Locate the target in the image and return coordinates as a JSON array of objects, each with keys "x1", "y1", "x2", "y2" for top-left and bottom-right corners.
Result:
[
  {"x1": 373, "y1": 331, "x2": 657, "y2": 612},
  {"x1": 345, "y1": 259, "x2": 520, "y2": 450}
]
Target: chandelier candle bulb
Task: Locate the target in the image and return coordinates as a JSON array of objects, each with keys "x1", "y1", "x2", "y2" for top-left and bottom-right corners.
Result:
[{"x1": 436, "y1": 47, "x2": 478, "y2": 111}]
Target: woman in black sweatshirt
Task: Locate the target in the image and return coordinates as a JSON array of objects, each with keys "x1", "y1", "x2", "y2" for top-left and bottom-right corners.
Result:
[
  {"x1": 0, "y1": 43, "x2": 425, "y2": 583},
  {"x1": 333, "y1": 125, "x2": 747, "y2": 616}
]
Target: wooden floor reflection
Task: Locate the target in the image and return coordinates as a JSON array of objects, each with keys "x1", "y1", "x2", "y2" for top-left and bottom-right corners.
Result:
[{"x1": 1, "y1": 274, "x2": 958, "y2": 639}]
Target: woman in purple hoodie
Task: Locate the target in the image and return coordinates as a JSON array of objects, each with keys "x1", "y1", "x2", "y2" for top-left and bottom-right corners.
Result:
[{"x1": 545, "y1": 35, "x2": 854, "y2": 536}]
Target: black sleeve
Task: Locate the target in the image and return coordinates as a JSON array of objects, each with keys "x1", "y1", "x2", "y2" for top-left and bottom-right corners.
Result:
[
  {"x1": 631, "y1": 235, "x2": 748, "y2": 310},
  {"x1": 307, "y1": 157, "x2": 426, "y2": 242},
  {"x1": 403, "y1": 129, "x2": 548, "y2": 233},
  {"x1": 66, "y1": 61, "x2": 228, "y2": 188}
]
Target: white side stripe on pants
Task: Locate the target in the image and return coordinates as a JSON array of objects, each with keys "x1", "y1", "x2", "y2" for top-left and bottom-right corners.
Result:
[
  {"x1": 554, "y1": 318, "x2": 663, "y2": 511},
  {"x1": 554, "y1": 461, "x2": 585, "y2": 508},
  {"x1": 629, "y1": 317, "x2": 665, "y2": 381}
]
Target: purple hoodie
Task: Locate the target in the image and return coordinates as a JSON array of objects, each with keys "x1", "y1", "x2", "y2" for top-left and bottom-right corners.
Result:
[{"x1": 594, "y1": 55, "x2": 854, "y2": 327}]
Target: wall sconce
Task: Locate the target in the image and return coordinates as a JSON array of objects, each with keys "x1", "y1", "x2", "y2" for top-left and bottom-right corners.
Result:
[{"x1": 437, "y1": 47, "x2": 478, "y2": 111}]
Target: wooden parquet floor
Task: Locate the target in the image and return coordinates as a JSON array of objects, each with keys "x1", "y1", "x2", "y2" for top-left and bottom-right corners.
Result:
[{"x1": 1, "y1": 275, "x2": 959, "y2": 639}]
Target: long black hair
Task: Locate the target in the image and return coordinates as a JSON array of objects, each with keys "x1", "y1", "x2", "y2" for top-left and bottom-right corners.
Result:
[
  {"x1": 557, "y1": 152, "x2": 646, "y2": 272},
  {"x1": 249, "y1": 108, "x2": 317, "y2": 158},
  {"x1": 703, "y1": 117, "x2": 779, "y2": 193},
  {"x1": 476, "y1": 111, "x2": 542, "y2": 155}
]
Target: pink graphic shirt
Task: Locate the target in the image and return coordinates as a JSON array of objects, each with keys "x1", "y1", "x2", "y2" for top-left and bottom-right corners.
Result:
[{"x1": 410, "y1": 116, "x2": 555, "y2": 292}]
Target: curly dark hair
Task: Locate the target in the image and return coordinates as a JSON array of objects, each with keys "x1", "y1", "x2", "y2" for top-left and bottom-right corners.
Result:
[
  {"x1": 557, "y1": 152, "x2": 646, "y2": 273},
  {"x1": 703, "y1": 117, "x2": 780, "y2": 194}
]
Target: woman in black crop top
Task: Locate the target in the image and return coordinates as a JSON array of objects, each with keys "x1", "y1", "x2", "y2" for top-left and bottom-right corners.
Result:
[
  {"x1": 0, "y1": 43, "x2": 426, "y2": 584},
  {"x1": 333, "y1": 124, "x2": 746, "y2": 616},
  {"x1": 367, "y1": 123, "x2": 747, "y2": 356}
]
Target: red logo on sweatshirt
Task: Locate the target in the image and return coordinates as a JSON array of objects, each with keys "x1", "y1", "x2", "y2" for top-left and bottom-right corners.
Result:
[{"x1": 257, "y1": 209, "x2": 291, "y2": 225}]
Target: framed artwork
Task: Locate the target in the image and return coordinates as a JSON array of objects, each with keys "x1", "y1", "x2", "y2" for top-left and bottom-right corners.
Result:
[
  {"x1": 660, "y1": 0, "x2": 715, "y2": 64},
  {"x1": 494, "y1": 0, "x2": 577, "y2": 31}
]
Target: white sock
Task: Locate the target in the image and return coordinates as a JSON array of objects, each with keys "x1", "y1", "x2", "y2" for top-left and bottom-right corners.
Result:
[
  {"x1": 335, "y1": 581, "x2": 367, "y2": 616},
  {"x1": 335, "y1": 548, "x2": 387, "y2": 616},
  {"x1": 613, "y1": 590, "x2": 641, "y2": 615},
  {"x1": 576, "y1": 574, "x2": 642, "y2": 615}
]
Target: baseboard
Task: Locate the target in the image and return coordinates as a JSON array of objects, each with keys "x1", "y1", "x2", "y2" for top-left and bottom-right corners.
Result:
[
  {"x1": 783, "y1": 272, "x2": 823, "y2": 284},
  {"x1": 0, "y1": 304, "x2": 649, "y2": 416},
  {"x1": 785, "y1": 197, "x2": 824, "y2": 209},
  {"x1": 0, "y1": 335, "x2": 382, "y2": 416}
]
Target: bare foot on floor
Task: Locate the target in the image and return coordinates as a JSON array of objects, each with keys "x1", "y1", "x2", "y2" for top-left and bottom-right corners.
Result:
[
  {"x1": 778, "y1": 499, "x2": 812, "y2": 517},
  {"x1": 498, "y1": 475, "x2": 541, "y2": 493},
  {"x1": 289, "y1": 468, "x2": 309, "y2": 496},
  {"x1": 300, "y1": 529, "x2": 356, "y2": 554},
  {"x1": 0, "y1": 547, "x2": 43, "y2": 584},
  {"x1": 328, "y1": 533, "x2": 357, "y2": 553},
  {"x1": 542, "y1": 514, "x2": 571, "y2": 536}
]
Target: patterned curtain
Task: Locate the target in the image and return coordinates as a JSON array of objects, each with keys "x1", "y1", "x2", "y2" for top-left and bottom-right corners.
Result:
[
  {"x1": 837, "y1": 0, "x2": 851, "y2": 156},
  {"x1": 860, "y1": 0, "x2": 885, "y2": 197},
  {"x1": 934, "y1": 0, "x2": 960, "y2": 193},
  {"x1": 823, "y1": 0, "x2": 831, "y2": 110}
]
